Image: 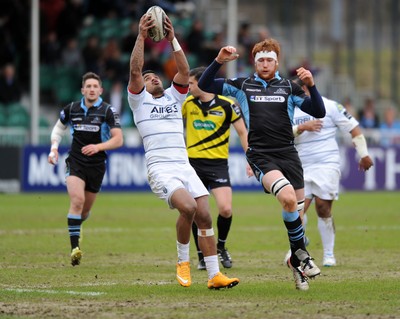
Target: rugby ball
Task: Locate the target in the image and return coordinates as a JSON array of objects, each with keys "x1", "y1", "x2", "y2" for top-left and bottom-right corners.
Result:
[{"x1": 146, "y1": 6, "x2": 167, "y2": 42}]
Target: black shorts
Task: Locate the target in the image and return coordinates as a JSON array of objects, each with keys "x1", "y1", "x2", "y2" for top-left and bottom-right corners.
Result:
[
  {"x1": 65, "y1": 156, "x2": 106, "y2": 193},
  {"x1": 246, "y1": 146, "x2": 304, "y2": 191},
  {"x1": 189, "y1": 158, "x2": 231, "y2": 190}
]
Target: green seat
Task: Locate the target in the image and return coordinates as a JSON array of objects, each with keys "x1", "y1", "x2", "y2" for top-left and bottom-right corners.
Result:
[
  {"x1": 80, "y1": 19, "x2": 101, "y2": 37},
  {"x1": 120, "y1": 18, "x2": 132, "y2": 29},
  {"x1": 40, "y1": 64, "x2": 56, "y2": 91},
  {"x1": 6, "y1": 102, "x2": 27, "y2": 114},
  {"x1": 186, "y1": 53, "x2": 198, "y2": 68},
  {"x1": 0, "y1": 108, "x2": 7, "y2": 126},
  {"x1": 54, "y1": 67, "x2": 82, "y2": 103},
  {"x1": 101, "y1": 27, "x2": 122, "y2": 41},
  {"x1": 55, "y1": 85, "x2": 76, "y2": 104},
  {"x1": 56, "y1": 65, "x2": 82, "y2": 80},
  {"x1": 7, "y1": 107, "x2": 30, "y2": 128},
  {"x1": 99, "y1": 18, "x2": 122, "y2": 42},
  {"x1": 39, "y1": 116, "x2": 50, "y2": 128}
]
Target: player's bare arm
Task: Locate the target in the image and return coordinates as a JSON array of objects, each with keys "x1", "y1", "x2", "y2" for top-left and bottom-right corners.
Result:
[
  {"x1": 232, "y1": 118, "x2": 248, "y2": 153},
  {"x1": 167, "y1": 15, "x2": 189, "y2": 86},
  {"x1": 350, "y1": 126, "x2": 374, "y2": 171},
  {"x1": 232, "y1": 118, "x2": 252, "y2": 177},
  {"x1": 359, "y1": 156, "x2": 373, "y2": 171},
  {"x1": 301, "y1": 119, "x2": 323, "y2": 133},
  {"x1": 128, "y1": 14, "x2": 154, "y2": 93},
  {"x1": 296, "y1": 67, "x2": 315, "y2": 87},
  {"x1": 48, "y1": 119, "x2": 67, "y2": 165},
  {"x1": 164, "y1": 15, "x2": 174, "y2": 42},
  {"x1": 81, "y1": 128, "x2": 123, "y2": 156}
]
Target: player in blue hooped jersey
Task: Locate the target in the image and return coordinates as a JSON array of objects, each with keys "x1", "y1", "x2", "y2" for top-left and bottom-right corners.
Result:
[
  {"x1": 48, "y1": 72, "x2": 123, "y2": 266},
  {"x1": 198, "y1": 38, "x2": 325, "y2": 291}
]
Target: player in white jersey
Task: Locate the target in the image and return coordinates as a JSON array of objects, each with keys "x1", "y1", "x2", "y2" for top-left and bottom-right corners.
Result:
[
  {"x1": 289, "y1": 77, "x2": 374, "y2": 266},
  {"x1": 126, "y1": 11, "x2": 239, "y2": 289}
]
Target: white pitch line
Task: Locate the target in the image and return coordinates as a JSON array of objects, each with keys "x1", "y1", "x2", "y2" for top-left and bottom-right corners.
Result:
[
  {"x1": 4, "y1": 288, "x2": 105, "y2": 296},
  {"x1": 0, "y1": 225, "x2": 399, "y2": 237},
  {"x1": 237, "y1": 225, "x2": 400, "y2": 231},
  {"x1": 0, "y1": 227, "x2": 173, "y2": 236}
]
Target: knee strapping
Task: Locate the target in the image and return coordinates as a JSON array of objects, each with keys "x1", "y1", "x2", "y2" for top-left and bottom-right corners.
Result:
[
  {"x1": 197, "y1": 228, "x2": 215, "y2": 237},
  {"x1": 297, "y1": 199, "x2": 305, "y2": 212},
  {"x1": 271, "y1": 177, "x2": 291, "y2": 196}
]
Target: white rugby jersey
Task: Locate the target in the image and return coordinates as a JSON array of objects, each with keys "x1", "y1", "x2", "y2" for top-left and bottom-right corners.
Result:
[
  {"x1": 127, "y1": 85, "x2": 189, "y2": 167},
  {"x1": 293, "y1": 96, "x2": 359, "y2": 170}
]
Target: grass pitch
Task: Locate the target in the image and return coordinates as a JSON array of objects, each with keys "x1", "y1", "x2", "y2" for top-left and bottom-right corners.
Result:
[{"x1": 0, "y1": 191, "x2": 399, "y2": 319}]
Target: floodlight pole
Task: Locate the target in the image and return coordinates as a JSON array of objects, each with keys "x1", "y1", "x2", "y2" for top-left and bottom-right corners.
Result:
[
  {"x1": 30, "y1": 0, "x2": 40, "y2": 145},
  {"x1": 226, "y1": 0, "x2": 238, "y2": 79}
]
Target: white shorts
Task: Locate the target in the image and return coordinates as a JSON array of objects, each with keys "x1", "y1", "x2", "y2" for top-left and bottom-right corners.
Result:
[
  {"x1": 147, "y1": 162, "x2": 209, "y2": 209},
  {"x1": 303, "y1": 167, "x2": 340, "y2": 200}
]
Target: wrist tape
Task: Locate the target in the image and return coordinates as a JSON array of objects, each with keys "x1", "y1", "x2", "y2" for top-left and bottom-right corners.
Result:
[
  {"x1": 352, "y1": 134, "x2": 369, "y2": 158},
  {"x1": 171, "y1": 37, "x2": 182, "y2": 52}
]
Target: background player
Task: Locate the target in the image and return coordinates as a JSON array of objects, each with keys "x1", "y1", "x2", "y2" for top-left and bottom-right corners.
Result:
[
  {"x1": 288, "y1": 77, "x2": 374, "y2": 266},
  {"x1": 48, "y1": 72, "x2": 123, "y2": 266}
]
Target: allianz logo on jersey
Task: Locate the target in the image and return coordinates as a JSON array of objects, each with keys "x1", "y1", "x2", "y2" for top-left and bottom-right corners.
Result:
[
  {"x1": 74, "y1": 124, "x2": 100, "y2": 132},
  {"x1": 193, "y1": 120, "x2": 216, "y2": 130},
  {"x1": 250, "y1": 96, "x2": 285, "y2": 102},
  {"x1": 274, "y1": 88, "x2": 288, "y2": 95}
]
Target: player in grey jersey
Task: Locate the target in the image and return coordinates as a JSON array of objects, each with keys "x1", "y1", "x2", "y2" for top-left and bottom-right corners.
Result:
[{"x1": 288, "y1": 77, "x2": 373, "y2": 267}]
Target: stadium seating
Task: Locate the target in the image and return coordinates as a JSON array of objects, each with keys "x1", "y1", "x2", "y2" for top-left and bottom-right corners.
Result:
[
  {"x1": 79, "y1": 17, "x2": 132, "y2": 47},
  {"x1": 39, "y1": 116, "x2": 50, "y2": 128},
  {"x1": 54, "y1": 66, "x2": 82, "y2": 104},
  {"x1": 6, "y1": 103, "x2": 30, "y2": 128},
  {"x1": 40, "y1": 64, "x2": 56, "y2": 92},
  {"x1": 0, "y1": 107, "x2": 7, "y2": 127}
]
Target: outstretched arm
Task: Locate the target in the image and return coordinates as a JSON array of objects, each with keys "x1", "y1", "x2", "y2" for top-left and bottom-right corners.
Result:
[
  {"x1": 198, "y1": 46, "x2": 239, "y2": 94},
  {"x1": 128, "y1": 14, "x2": 154, "y2": 93},
  {"x1": 163, "y1": 16, "x2": 189, "y2": 86},
  {"x1": 296, "y1": 67, "x2": 326, "y2": 118}
]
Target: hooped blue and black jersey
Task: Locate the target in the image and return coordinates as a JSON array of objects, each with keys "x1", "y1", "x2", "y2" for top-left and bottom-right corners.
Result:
[
  {"x1": 198, "y1": 60, "x2": 325, "y2": 152},
  {"x1": 59, "y1": 97, "x2": 121, "y2": 164},
  {"x1": 223, "y1": 74, "x2": 307, "y2": 151}
]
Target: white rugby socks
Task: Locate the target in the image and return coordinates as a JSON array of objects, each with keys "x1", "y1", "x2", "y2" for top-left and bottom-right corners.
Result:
[
  {"x1": 176, "y1": 241, "x2": 190, "y2": 263},
  {"x1": 318, "y1": 217, "x2": 335, "y2": 256},
  {"x1": 204, "y1": 255, "x2": 219, "y2": 279}
]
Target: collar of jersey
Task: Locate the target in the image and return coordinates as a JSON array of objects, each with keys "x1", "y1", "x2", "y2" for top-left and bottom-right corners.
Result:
[
  {"x1": 80, "y1": 97, "x2": 103, "y2": 112},
  {"x1": 253, "y1": 71, "x2": 282, "y2": 88}
]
